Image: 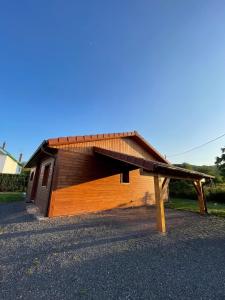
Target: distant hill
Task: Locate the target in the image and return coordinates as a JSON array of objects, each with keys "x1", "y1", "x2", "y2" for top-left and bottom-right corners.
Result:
[{"x1": 170, "y1": 163, "x2": 225, "y2": 201}]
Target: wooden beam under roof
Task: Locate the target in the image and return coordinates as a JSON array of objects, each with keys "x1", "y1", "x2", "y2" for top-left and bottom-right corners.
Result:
[{"x1": 94, "y1": 147, "x2": 214, "y2": 181}]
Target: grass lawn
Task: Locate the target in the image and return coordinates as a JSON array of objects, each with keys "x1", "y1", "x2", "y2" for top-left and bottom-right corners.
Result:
[
  {"x1": 166, "y1": 198, "x2": 225, "y2": 218},
  {"x1": 0, "y1": 192, "x2": 25, "y2": 204}
]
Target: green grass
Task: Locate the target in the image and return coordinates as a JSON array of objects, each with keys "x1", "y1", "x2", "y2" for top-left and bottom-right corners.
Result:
[
  {"x1": 166, "y1": 198, "x2": 225, "y2": 218},
  {"x1": 0, "y1": 192, "x2": 25, "y2": 203}
]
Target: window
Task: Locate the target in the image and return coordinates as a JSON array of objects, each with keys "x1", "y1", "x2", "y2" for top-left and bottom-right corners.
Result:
[
  {"x1": 120, "y1": 171, "x2": 130, "y2": 184},
  {"x1": 42, "y1": 164, "x2": 50, "y2": 187},
  {"x1": 30, "y1": 171, "x2": 34, "y2": 181}
]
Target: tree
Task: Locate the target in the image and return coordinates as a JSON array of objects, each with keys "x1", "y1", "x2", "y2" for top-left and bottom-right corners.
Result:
[
  {"x1": 176, "y1": 162, "x2": 224, "y2": 183},
  {"x1": 215, "y1": 148, "x2": 225, "y2": 178}
]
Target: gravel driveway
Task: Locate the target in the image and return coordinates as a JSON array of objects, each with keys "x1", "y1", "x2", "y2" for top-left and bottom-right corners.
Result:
[{"x1": 1, "y1": 201, "x2": 225, "y2": 300}]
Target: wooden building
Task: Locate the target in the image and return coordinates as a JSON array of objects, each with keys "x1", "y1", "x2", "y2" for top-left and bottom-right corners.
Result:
[{"x1": 25, "y1": 131, "x2": 213, "y2": 233}]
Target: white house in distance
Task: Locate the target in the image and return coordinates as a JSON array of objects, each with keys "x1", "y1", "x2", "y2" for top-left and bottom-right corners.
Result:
[{"x1": 0, "y1": 142, "x2": 22, "y2": 174}]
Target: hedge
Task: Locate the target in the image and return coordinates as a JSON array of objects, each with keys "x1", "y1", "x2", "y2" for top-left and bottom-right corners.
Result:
[
  {"x1": 169, "y1": 180, "x2": 196, "y2": 199},
  {"x1": 0, "y1": 173, "x2": 29, "y2": 192},
  {"x1": 205, "y1": 186, "x2": 225, "y2": 203},
  {"x1": 169, "y1": 179, "x2": 225, "y2": 203}
]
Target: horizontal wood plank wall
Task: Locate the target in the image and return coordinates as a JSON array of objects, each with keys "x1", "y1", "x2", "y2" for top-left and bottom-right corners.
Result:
[
  {"x1": 49, "y1": 150, "x2": 156, "y2": 217},
  {"x1": 51, "y1": 137, "x2": 156, "y2": 160},
  {"x1": 35, "y1": 158, "x2": 55, "y2": 216}
]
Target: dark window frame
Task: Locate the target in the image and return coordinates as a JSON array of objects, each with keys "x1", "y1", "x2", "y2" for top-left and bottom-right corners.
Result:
[
  {"x1": 42, "y1": 164, "x2": 50, "y2": 187},
  {"x1": 120, "y1": 171, "x2": 130, "y2": 184},
  {"x1": 30, "y1": 171, "x2": 34, "y2": 181}
]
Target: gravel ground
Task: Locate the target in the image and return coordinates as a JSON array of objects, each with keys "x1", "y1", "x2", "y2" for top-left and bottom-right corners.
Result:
[{"x1": 1, "y1": 202, "x2": 225, "y2": 300}]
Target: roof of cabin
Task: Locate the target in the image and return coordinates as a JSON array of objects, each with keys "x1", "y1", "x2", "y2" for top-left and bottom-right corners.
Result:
[
  {"x1": 25, "y1": 130, "x2": 168, "y2": 167},
  {"x1": 25, "y1": 131, "x2": 215, "y2": 180},
  {"x1": 47, "y1": 130, "x2": 168, "y2": 164},
  {"x1": 0, "y1": 147, "x2": 22, "y2": 165}
]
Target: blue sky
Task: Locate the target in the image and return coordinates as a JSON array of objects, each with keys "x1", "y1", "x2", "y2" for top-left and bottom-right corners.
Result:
[{"x1": 0, "y1": 0, "x2": 225, "y2": 165}]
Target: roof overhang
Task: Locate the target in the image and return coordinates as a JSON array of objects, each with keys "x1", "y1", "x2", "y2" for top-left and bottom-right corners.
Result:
[
  {"x1": 24, "y1": 141, "x2": 58, "y2": 168},
  {"x1": 94, "y1": 147, "x2": 214, "y2": 181}
]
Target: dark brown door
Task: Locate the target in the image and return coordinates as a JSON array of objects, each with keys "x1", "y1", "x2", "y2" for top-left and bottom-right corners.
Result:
[{"x1": 31, "y1": 165, "x2": 40, "y2": 201}]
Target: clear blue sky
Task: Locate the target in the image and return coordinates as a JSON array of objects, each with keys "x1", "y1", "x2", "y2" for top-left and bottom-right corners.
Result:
[{"x1": 1, "y1": 0, "x2": 225, "y2": 165}]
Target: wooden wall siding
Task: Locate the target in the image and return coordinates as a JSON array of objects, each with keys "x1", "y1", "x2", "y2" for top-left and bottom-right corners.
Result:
[
  {"x1": 35, "y1": 157, "x2": 55, "y2": 216},
  {"x1": 49, "y1": 150, "x2": 160, "y2": 217},
  {"x1": 51, "y1": 137, "x2": 156, "y2": 161}
]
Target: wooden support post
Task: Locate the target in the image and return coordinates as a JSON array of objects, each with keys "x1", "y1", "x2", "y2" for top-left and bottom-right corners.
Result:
[
  {"x1": 154, "y1": 175, "x2": 166, "y2": 233},
  {"x1": 193, "y1": 180, "x2": 207, "y2": 214},
  {"x1": 161, "y1": 177, "x2": 170, "y2": 200}
]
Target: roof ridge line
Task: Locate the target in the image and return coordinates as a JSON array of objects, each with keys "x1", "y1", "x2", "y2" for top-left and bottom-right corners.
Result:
[{"x1": 47, "y1": 131, "x2": 137, "y2": 146}]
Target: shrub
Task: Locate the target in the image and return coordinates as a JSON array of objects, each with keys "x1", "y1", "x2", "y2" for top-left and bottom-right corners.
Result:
[
  {"x1": 169, "y1": 180, "x2": 197, "y2": 200},
  {"x1": 0, "y1": 174, "x2": 29, "y2": 192},
  {"x1": 205, "y1": 186, "x2": 225, "y2": 203},
  {"x1": 169, "y1": 180, "x2": 225, "y2": 203}
]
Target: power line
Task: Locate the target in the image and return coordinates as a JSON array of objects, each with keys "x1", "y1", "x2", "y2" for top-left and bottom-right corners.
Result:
[{"x1": 166, "y1": 133, "x2": 225, "y2": 158}]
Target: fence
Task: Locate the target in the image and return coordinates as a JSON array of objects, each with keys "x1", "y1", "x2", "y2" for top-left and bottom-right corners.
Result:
[{"x1": 0, "y1": 173, "x2": 29, "y2": 192}]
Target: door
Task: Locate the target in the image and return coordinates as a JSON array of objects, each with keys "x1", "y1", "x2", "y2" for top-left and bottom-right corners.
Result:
[{"x1": 30, "y1": 164, "x2": 40, "y2": 201}]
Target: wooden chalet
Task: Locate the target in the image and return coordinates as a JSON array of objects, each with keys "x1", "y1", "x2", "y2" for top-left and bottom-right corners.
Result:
[{"x1": 25, "y1": 131, "x2": 213, "y2": 233}]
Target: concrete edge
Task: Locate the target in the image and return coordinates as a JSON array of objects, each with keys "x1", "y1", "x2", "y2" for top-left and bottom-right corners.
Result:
[{"x1": 26, "y1": 203, "x2": 48, "y2": 221}]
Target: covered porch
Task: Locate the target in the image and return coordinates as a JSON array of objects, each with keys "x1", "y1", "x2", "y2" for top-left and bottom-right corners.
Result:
[{"x1": 94, "y1": 146, "x2": 214, "y2": 233}]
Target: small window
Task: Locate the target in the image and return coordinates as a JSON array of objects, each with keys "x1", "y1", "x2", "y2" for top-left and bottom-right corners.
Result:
[
  {"x1": 42, "y1": 164, "x2": 50, "y2": 187},
  {"x1": 30, "y1": 171, "x2": 34, "y2": 181},
  {"x1": 120, "y1": 171, "x2": 130, "y2": 184}
]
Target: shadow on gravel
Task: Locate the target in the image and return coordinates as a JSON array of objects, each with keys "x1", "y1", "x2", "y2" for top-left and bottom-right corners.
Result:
[
  {"x1": 2, "y1": 233, "x2": 225, "y2": 299},
  {"x1": 38, "y1": 236, "x2": 225, "y2": 299},
  {"x1": 0, "y1": 222, "x2": 101, "y2": 238},
  {"x1": 0, "y1": 202, "x2": 35, "y2": 225},
  {"x1": 1, "y1": 205, "x2": 225, "y2": 299},
  {"x1": 0, "y1": 229, "x2": 154, "y2": 264},
  {"x1": 0, "y1": 216, "x2": 153, "y2": 239}
]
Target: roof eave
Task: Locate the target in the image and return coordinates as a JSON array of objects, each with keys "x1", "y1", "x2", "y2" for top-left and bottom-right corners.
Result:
[
  {"x1": 24, "y1": 140, "x2": 48, "y2": 168},
  {"x1": 94, "y1": 147, "x2": 214, "y2": 181},
  {"x1": 133, "y1": 131, "x2": 169, "y2": 164}
]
